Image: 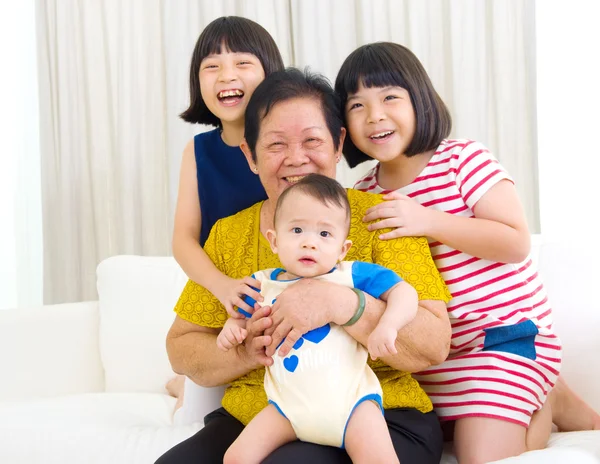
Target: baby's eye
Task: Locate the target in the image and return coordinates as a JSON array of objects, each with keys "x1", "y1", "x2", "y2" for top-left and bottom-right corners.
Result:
[
  {"x1": 293, "y1": 227, "x2": 303, "y2": 234},
  {"x1": 320, "y1": 231, "x2": 331, "y2": 237},
  {"x1": 384, "y1": 95, "x2": 398, "y2": 101},
  {"x1": 348, "y1": 102, "x2": 362, "y2": 110},
  {"x1": 238, "y1": 61, "x2": 251, "y2": 65}
]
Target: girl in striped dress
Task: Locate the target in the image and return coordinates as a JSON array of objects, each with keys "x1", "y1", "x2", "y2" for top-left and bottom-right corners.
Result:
[{"x1": 335, "y1": 42, "x2": 598, "y2": 463}]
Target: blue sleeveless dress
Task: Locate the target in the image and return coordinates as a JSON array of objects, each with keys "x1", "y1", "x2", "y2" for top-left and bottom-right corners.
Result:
[{"x1": 194, "y1": 129, "x2": 267, "y2": 246}]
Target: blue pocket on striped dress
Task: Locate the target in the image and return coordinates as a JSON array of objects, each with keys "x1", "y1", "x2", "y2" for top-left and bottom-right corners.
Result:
[{"x1": 482, "y1": 319, "x2": 539, "y2": 360}]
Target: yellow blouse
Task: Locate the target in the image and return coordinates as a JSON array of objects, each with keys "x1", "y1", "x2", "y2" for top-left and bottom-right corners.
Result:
[{"x1": 175, "y1": 189, "x2": 452, "y2": 425}]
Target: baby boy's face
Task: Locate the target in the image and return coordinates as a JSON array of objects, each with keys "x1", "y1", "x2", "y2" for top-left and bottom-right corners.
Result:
[{"x1": 270, "y1": 192, "x2": 351, "y2": 278}]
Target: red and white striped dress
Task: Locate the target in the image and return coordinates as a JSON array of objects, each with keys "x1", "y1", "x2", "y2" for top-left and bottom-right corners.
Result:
[{"x1": 355, "y1": 139, "x2": 562, "y2": 427}]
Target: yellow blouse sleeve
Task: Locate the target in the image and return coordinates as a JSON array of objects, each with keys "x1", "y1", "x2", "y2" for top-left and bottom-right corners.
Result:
[
  {"x1": 173, "y1": 221, "x2": 228, "y2": 329},
  {"x1": 346, "y1": 189, "x2": 451, "y2": 302},
  {"x1": 373, "y1": 235, "x2": 452, "y2": 302}
]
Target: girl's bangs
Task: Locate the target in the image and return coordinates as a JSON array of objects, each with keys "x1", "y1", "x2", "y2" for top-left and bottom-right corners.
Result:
[
  {"x1": 200, "y1": 22, "x2": 260, "y2": 59},
  {"x1": 194, "y1": 17, "x2": 282, "y2": 77},
  {"x1": 340, "y1": 47, "x2": 407, "y2": 95}
]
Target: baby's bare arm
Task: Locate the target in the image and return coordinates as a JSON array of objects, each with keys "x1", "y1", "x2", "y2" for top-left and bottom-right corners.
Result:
[
  {"x1": 344, "y1": 293, "x2": 451, "y2": 372},
  {"x1": 367, "y1": 282, "x2": 419, "y2": 360},
  {"x1": 378, "y1": 281, "x2": 419, "y2": 331}
]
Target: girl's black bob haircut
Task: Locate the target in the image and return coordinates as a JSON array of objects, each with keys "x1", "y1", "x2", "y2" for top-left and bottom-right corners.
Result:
[
  {"x1": 335, "y1": 42, "x2": 452, "y2": 167},
  {"x1": 180, "y1": 16, "x2": 284, "y2": 127}
]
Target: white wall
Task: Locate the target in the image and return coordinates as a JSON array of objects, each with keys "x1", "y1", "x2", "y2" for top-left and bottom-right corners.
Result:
[
  {"x1": 536, "y1": 1, "x2": 600, "y2": 239},
  {"x1": 0, "y1": 1, "x2": 43, "y2": 309}
]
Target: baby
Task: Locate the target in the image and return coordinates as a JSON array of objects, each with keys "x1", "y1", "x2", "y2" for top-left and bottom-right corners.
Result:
[{"x1": 218, "y1": 173, "x2": 418, "y2": 464}]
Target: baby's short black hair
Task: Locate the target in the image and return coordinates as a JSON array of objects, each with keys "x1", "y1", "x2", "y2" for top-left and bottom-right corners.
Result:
[{"x1": 274, "y1": 174, "x2": 351, "y2": 232}]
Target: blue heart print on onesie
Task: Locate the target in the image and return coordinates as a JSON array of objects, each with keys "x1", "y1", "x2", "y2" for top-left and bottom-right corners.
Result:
[
  {"x1": 283, "y1": 356, "x2": 299, "y2": 372},
  {"x1": 282, "y1": 324, "x2": 331, "y2": 373},
  {"x1": 242, "y1": 294, "x2": 332, "y2": 372}
]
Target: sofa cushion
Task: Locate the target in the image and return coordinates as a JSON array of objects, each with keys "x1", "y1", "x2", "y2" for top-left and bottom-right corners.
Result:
[
  {"x1": 0, "y1": 393, "x2": 202, "y2": 464},
  {"x1": 438, "y1": 431, "x2": 600, "y2": 463},
  {"x1": 1, "y1": 395, "x2": 597, "y2": 464},
  {"x1": 0, "y1": 302, "x2": 103, "y2": 400},
  {"x1": 0, "y1": 393, "x2": 177, "y2": 428},
  {"x1": 97, "y1": 256, "x2": 188, "y2": 393}
]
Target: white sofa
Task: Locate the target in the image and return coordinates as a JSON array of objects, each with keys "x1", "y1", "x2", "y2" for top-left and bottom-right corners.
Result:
[{"x1": 0, "y1": 236, "x2": 599, "y2": 464}]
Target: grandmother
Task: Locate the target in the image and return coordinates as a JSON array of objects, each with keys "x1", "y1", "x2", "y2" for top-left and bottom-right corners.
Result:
[{"x1": 156, "y1": 68, "x2": 452, "y2": 464}]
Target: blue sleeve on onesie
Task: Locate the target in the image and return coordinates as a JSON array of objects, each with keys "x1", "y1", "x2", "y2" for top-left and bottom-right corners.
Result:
[
  {"x1": 237, "y1": 273, "x2": 259, "y2": 319},
  {"x1": 350, "y1": 261, "x2": 402, "y2": 299}
]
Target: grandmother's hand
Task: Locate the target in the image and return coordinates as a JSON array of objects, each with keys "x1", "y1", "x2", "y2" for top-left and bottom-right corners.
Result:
[
  {"x1": 239, "y1": 304, "x2": 274, "y2": 369},
  {"x1": 266, "y1": 279, "x2": 353, "y2": 357}
]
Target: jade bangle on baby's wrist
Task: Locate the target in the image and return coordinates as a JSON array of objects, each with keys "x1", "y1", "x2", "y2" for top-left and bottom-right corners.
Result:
[{"x1": 343, "y1": 288, "x2": 366, "y2": 327}]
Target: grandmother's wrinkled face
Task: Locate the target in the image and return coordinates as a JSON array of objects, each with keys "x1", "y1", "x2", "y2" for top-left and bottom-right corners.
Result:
[{"x1": 241, "y1": 97, "x2": 345, "y2": 204}]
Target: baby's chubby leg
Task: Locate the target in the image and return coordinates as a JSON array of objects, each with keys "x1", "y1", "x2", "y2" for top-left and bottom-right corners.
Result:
[
  {"x1": 344, "y1": 401, "x2": 399, "y2": 464},
  {"x1": 223, "y1": 404, "x2": 296, "y2": 464}
]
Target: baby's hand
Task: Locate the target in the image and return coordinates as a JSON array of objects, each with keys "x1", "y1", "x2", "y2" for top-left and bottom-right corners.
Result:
[
  {"x1": 367, "y1": 325, "x2": 398, "y2": 360},
  {"x1": 214, "y1": 275, "x2": 263, "y2": 319},
  {"x1": 217, "y1": 323, "x2": 248, "y2": 352}
]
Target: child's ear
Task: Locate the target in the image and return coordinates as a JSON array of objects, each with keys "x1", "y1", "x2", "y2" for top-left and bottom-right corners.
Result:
[
  {"x1": 336, "y1": 127, "x2": 347, "y2": 158},
  {"x1": 240, "y1": 138, "x2": 258, "y2": 174},
  {"x1": 266, "y1": 229, "x2": 278, "y2": 254},
  {"x1": 338, "y1": 239, "x2": 352, "y2": 262}
]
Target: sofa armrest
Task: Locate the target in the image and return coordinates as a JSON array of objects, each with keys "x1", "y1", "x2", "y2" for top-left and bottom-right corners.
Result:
[
  {"x1": 537, "y1": 240, "x2": 600, "y2": 412},
  {"x1": 0, "y1": 301, "x2": 104, "y2": 400}
]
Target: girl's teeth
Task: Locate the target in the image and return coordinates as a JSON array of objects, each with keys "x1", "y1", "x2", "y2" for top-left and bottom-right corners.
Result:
[
  {"x1": 218, "y1": 90, "x2": 244, "y2": 99},
  {"x1": 371, "y1": 131, "x2": 393, "y2": 139}
]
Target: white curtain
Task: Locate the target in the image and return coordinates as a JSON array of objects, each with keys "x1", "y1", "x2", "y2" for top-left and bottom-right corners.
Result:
[
  {"x1": 36, "y1": 0, "x2": 537, "y2": 304},
  {"x1": 37, "y1": 0, "x2": 171, "y2": 304},
  {"x1": 290, "y1": 0, "x2": 539, "y2": 216}
]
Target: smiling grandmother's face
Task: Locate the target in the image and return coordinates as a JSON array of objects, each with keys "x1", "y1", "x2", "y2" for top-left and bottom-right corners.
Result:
[{"x1": 242, "y1": 97, "x2": 346, "y2": 204}]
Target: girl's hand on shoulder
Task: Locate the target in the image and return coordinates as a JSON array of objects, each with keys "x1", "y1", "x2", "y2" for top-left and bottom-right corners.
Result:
[
  {"x1": 363, "y1": 191, "x2": 433, "y2": 239},
  {"x1": 213, "y1": 275, "x2": 263, "y2": 319}
]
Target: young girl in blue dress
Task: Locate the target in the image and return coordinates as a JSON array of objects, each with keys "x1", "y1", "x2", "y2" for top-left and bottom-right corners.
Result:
[{"x1": 168, "y1": 15, "x2": 284, "y2": 421}]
